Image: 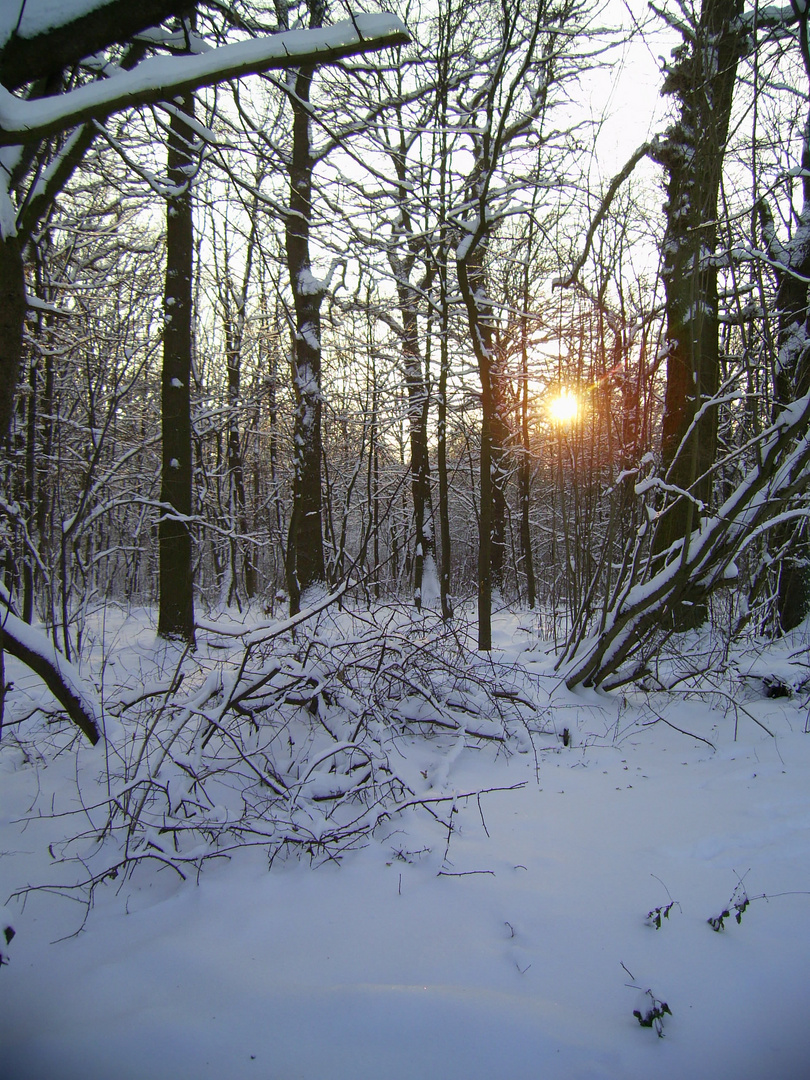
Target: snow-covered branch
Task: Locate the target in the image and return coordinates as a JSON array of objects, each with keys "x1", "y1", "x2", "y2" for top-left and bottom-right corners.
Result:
[
  {"x1": 1, "y1": 594, "x2": 101, "y2": 745},
  {"x1": 0, "y1": 14, "x2": 409, "y2": 147}
]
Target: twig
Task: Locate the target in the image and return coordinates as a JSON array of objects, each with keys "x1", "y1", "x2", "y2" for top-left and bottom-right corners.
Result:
[{"x1": 642, "y1": 713, "x2": 717, "y2": 750}]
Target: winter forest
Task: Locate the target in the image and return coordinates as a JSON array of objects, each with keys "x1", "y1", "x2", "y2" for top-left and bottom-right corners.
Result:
[{"x1": 2, "y1": 1, "x2": 810, "y2": 1077}]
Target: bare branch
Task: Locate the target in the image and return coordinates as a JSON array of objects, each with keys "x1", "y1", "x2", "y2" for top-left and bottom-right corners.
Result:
[{"x1": 553, "y1": 142, "x2": 651, "y2": 290}]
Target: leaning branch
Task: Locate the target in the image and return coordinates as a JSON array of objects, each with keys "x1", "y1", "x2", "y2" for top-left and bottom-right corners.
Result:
[
  {"x1": 553, "y1": 142, "x2": 651, "y2": 290},
  {"x1": 1, "y1": 602, "x2": 101, "y2": 744},
  {"x1": 0, "y1": 14, "x2": 409, "y2": 146},
  {"x1": 562, "y1": 390, "x2": 810, "y2": 689}
]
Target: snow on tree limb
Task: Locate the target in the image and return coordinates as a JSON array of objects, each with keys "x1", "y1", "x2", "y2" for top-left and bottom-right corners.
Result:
[
  {"x1": 562, "y1": 390, "x2": 810, "y2": 689},
  {"x1": 0, "y1": 0, "x2": 189, "y2": 90},
  {"x1": 0, "y1": 601, "x2": 102, "y2": 744},
  {"x1": 0, "y1": 14, "x2": 410, "y2": 147}
]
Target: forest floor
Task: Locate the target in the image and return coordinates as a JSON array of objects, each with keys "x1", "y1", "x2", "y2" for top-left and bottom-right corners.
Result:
[{"x1": 1, "y1": 602, "x2": 809, "y2": 1080}]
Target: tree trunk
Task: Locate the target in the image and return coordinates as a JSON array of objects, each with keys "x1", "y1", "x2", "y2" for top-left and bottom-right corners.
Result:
[
  {"x1": 0, "y1": 236, "x2": 26, "y2": 447},
  {"x1": 437, "y1": 257, "x2": 453, "y2": 621},
  {"x1": 458, "y1": 243, "x2": 509, "y2": 650},
  {"x1": 158, "y1": 93, "x2": 196, "y2": 643},
  {"x1": 284, "y1": 1, "x2": 326, "y2": 616},
  {"x1": 761, "y1": 106, "x2": 810, "y2": 630},
  {"x1": 387, "y1": 114, "x2": 437, "y2": 610},
  {"x1": 225, "y1": 314, "x2": 255, "y2": 605},
  {"x1": 519, "y1": 307, "x2": 536, "y2": 608},
  {"x1": 0, "y1": 593, "x2": 101, "y2": 744},
  {"x1": 652, "y1": 0, "x2": 743, "y2": 570},
  {"x1": 399, "y1": 289, "x2": 435, "y2": 609}
]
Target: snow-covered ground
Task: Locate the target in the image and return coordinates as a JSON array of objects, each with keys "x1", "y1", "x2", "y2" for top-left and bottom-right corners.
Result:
[{"x1": 1, "y1": 605, "x2": 809, "y2": 1080}]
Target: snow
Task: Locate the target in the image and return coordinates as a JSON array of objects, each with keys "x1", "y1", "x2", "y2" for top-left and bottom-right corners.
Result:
[
  {"x1": 420, "y1": 553, "x2": 441, "y2": 607},
  {"x1": 1, "y1": 604, "x2": 809, "y2": 1079},
  {"x1": 297, "y1": 268, "x2": 326, "y2": 296},
  {"x1": 0, "y1": 0, "x2": 107, "y2": 47}
]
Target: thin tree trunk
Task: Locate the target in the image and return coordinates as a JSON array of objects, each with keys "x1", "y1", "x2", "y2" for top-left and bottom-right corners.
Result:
[
  {"x1": 519, "y1": 308, "x2": 536, "y2": 608},
  {"x1": 387, "y1": 114, "x2": 436, "y2": 609},
  {"x1": 225, "y1": 316, "x2": 255, "y2": 604},
  {"x1": 400, "y1": 294, "x2": 435, "y2": 608},
  {"x1": 437, "y1": 280, "x2": 453, "y2": 621},
  {"x1": 458, "y1": 242, "x2": 508, "y2": 650}
]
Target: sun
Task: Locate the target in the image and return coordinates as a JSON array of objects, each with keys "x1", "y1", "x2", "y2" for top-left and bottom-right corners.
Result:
[{"x1": 547, "y1": 390, "x2": 579, "y2": 425}]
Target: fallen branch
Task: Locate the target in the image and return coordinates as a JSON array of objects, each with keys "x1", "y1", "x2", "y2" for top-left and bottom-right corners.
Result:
[{"x1": 1, "y1": 599, "x2": 101, "y2": 745}]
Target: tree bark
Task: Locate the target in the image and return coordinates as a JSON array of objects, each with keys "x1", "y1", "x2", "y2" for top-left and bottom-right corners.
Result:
[
  {"x1": 0, "y1": 0, "x2": 189, "y2": 91},
  {"x1": 397, "y1": 279, "x2": 435, "y2": 609},
  {"x1": 1, "y1": 596, "x2": 101, "y2": 743},
  {"x1": 0, "y1": 236, "x2": 26, "y2": 447},
  {"x1": 437, "y1": 256, "x2": 453, "y2": 621},
  {"x1": 284, "y1": 1, "x2": 327, "y2": 616},
  {"x1": 519, "y1": 305, "x2": 536, "y2": 609},
  {"x1": 651, "y1": 0, "x2": 743, "y2": 567},
  {"x1": 158, "y1": 93, "x2": 196, "y2": 643},
  {"x1": 458, "y1": 243, "x2": 509, "y2": 650},
  {"x1": 761, "y1": 105, "x2": 810, "y2": 630}
]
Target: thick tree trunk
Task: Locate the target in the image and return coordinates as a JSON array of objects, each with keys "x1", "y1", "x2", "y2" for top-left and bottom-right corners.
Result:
[
  {"x1": 652, "y1": 0, "x2": 743, "y2": 569},
  {"x1": 0, "y1": 236, "x2": 26, "y2": 446},
  {"x1": 0, "y1": 234, "x2": 26, "y2": 731},
  {"x1": 284, "y1": 9, "x2": 326, "y2": 616},
  {"x1": 761, "y1": 112, "x2": 810, "y2": 630},
  {"x1": 158, "y1": 93, "x2": 196, "y2": 643}
]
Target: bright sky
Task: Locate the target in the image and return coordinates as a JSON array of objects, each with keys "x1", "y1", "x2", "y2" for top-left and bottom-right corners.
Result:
[{"x1": 593, "y1": 0, "x2": 675, "y2": 166}]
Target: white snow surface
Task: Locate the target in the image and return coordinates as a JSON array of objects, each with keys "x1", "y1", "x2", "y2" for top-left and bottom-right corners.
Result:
[{"x1": 1, "y1": 604, "x2": 809, "y2": 1080}]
